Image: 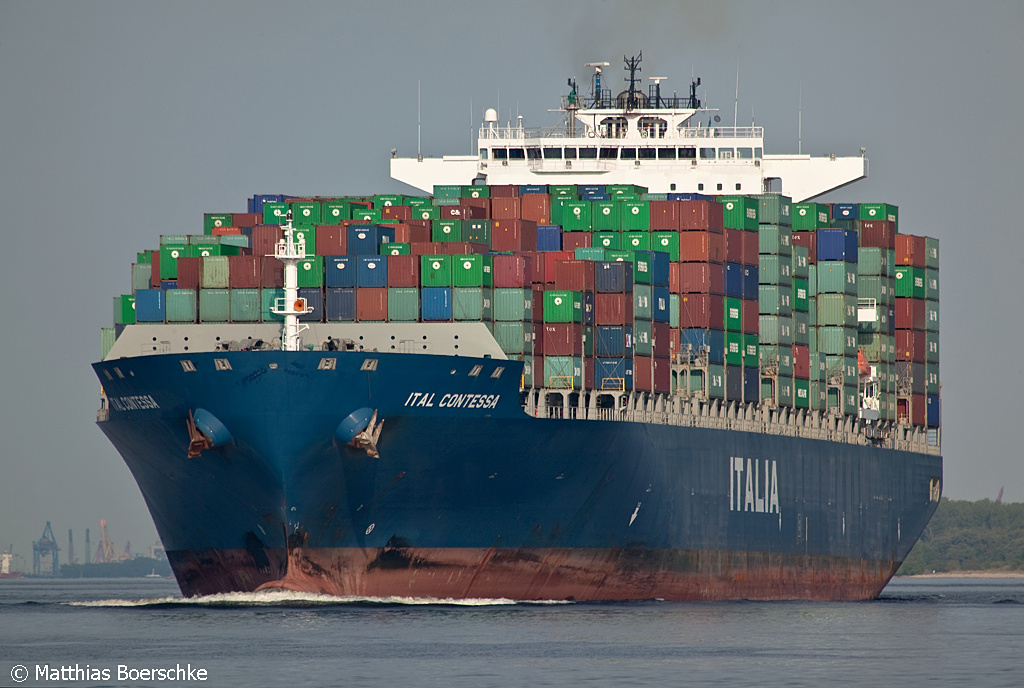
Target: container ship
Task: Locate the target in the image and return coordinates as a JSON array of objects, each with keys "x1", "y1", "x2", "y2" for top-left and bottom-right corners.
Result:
[{"x1": 94, "y1": 55, "x2": 941, "y2": 601}]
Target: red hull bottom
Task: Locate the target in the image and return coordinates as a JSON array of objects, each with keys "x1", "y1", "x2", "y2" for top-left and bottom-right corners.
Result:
[{"x1": 168, "y1": 545, "x2": 905, "y2": 602}]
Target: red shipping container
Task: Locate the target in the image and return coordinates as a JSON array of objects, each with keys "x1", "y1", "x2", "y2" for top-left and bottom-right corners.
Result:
[
  {"x1": 228, "y1": 255, "x2": 261, "y2": 288},
  {"x1": 176, "y1": 256, "x2": 201, "y2": 290},
  {"x1": 895, "y1": 298, "x2": 926, "y2": 330},
  {"x1": 652, "y1": 321, "x2": 671, "y2": 358},
  {"x1": 679, "y1": 200, "x2": 724, "y2": 232},
  {"x1": 896, "y1": 234, "x2": 926, "y2": 267},
  {"x1": 411, "y1": 242, "x2": 444, "y2": 256},
  {"x1": 489, "y1": 184, "x2": 519, "y2": 198},
  {"x1": 741, "y1": 230, "x2": 759, "y2": 265},
  {"x1": 792, "y1": 344, "x2": 810, "y2": 379},
  {"x1": 649, "y1": 200, "x2": 680, "y2": 230},
  {"x1": 653, "y1": 357, "x2": 671, "y2": 393},
  {"x1": 387, "y1": 255, "x2": 420, "y2": 287},
  {"x1": 491, "y1": 197, "x2": 522, "y2": 220},
  {"x1": 742, "y1": 298, "x2": 758, "y2": 334},
  {"x1": 911, "y1": 394, "x2": 927, "y2": 427},
  {"x1": 150, "y1": 250, "x2": 161, "y2": 287},
  {"x1": 491, "y1": 219, "x2": 538, "y2": 252},
  {"x1": 437, "y1": 242, "x2": 489, "y2": 256},
  {"x1": 634, "y1": 356, "x2": 653, "y2": 392},
  {"x1": 562, "y1": 232, "x2": 592, "y2": 251},
  {"x1": 679, "y1": 293, "x2": 714, "y2": 329},
  {"x1": 541, "y1": 323, "x2": 583, "y2": 356},
  {"x1": 532, "y1": 354, "x2": 545, "y2": 388},
  {"x1": 595, "y1": 292, "x2": 634, "y2": 325},
  {"x1": 315, "y1": 226, "x2": 347, "y2": 256},
  {"x1": 461, "y1": 196, "x2": 491, "y2": 217},
  {"x1": 539, "y1": 250, "x2": 573, "y2": 284},
  {"x1": 492, "y1": 254, "x2": 531, "y2": 288},
  {"x1": 252, "y1": 225, "x2": 283, "y2": 258},
  {"x1": 724, "y1": 228, "x2": 744, "y2": 263},
  {"x1": 405, "y1": 221, "x2": 431, "y2": 244},
  {"x1": 669, "y1": 262, "x2": 680, "y2": 293},
  {"x1": 212, "y1": 226, "x2": 242, "y2": 236},
  {"x1": 554, "y1": 259, "x2": 596, "y2": 292},
  {"x1": 521, "y1": 194, "x2": 551, "y2": 224},
  {"x1": 232, "y1": 213, "x2": 261, "y2": 227},
  {"x1": 531, "y1": 285, "x2": 545, "y2": 323},
  {"x1": 349, "y1": 200, "x2": 371, "y2": 211},
  {"x1": 439, "y1": 205, "x2": 486, "y2": 221},
  {"x1": 896, "y1": 330, "x2": 925, "y2": 362},
  {"x1": 356, "y1": 287, "x2": 388, "y2": 321},
  {"x1": 584, "y1": 356, "x2": 595, "y2": 391},
  {"x1": 382, "y1": 205, "x2": 412, "y2": 222},
  {"x1": 791, "y1": 231, "x2": 817, "y2": 264},
  {"x1": 260, "y1": 257, "x2": 284, "y2": 288},
  {"x1": 677, "y1": 262, "x2": 724, "y2": 294},
  {"x1": 859, "y1": 220, "x2": 896, "y2": 250},
  {"x1": 669, "y1": 327, "x2": 681, "y2": 357},
  {"x1": 678, "y1": 230, "x2": 723, "y2": 262}
]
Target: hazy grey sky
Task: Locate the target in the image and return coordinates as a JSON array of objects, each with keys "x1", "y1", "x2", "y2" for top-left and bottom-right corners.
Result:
[{"x1": 1, "y1": 1, "x2": 1022, "y2": 566}]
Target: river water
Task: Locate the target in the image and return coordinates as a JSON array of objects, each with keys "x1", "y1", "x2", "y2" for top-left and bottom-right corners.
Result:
[{"x1": 1, "y1": 576, "x2": 1021, "y2": 687}]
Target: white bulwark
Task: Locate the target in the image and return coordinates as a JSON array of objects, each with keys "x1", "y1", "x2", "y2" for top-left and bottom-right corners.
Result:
[{"x1": 392, "y1": 56, "x2": 866, "y2": 202}]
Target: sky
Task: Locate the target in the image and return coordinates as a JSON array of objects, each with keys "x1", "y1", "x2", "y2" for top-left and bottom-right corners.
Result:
[{"x1": 1, "y1": 0, "x2": 1022, "y2": 569}]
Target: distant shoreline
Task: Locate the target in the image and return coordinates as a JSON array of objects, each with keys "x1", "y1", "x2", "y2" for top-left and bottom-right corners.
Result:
[{"x1": 898, "y1": 571, "x2": 1024, "y2": 579}]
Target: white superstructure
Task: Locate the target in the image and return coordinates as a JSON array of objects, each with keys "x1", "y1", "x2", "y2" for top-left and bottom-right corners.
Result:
[{"x1": 392, "y1": 54, "x2": 866, "y2": 202}]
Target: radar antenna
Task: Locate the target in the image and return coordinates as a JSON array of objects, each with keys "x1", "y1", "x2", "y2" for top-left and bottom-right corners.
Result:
[
  {"x1": 585, "y1": 62, "x2": 610, "y2": 108},
  {"x1": 623, "y1": 52, "x2": 643, "y2": 111}
]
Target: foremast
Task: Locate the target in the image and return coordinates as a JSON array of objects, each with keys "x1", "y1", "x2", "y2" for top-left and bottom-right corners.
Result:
[{"x1": 270, "y1": 212, "x2": 313, "y2": 351}]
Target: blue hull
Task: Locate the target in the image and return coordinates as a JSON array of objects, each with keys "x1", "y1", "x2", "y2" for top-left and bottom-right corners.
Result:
[{"x1": 94, "y1": 350, "x2": 941, "y2": 600}]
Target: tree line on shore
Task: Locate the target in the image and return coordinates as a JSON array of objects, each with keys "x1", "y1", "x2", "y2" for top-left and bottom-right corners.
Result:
[{"x1": 898, "y1": 497, "x2": 1024, "y2": 575}]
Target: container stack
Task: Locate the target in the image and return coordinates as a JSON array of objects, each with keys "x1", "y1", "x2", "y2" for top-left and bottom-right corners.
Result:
[{"x1": 104, "y1": 187, "x2": 940, "y2": 430}]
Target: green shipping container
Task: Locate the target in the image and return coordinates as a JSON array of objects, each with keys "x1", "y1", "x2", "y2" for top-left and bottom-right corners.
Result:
[
  {"x1": 292, "y1": 226, "x2": 316, "y2": 256},
  {"x1": 452, "y1": 255, "x2": 485, "y2": 287},
  {"x1": 895, "y1": 266, "x2": 926, "y2": 298},
  {"x1": 543, "y1": 290, "x2": 582, "y2": 323},
  {"x1": 925, "y1": 237, "x2": 940, "y2": 270},
  {"x1": 758, "y1": 224, "x2": 793, "y2": 255},
  {"x1": 724, "y1": 332, "x2": 743, "y2": 366},
  {"x1": 718, "y1": 196, "x2": 758, "y2": 230},
  {"x1": 792, "y1": 311, "x2": 810, "y2": 346},
  {"x1": 352, "y1": 208, "x2": 382, "y2": 223},
  {"x1": 381, "y1": 242, "x2": 411, "y2": 256},
  {"x1": 465, "y1": 220, "x2": 491, "y2": 244},
  {"x1": 816, "y1": 293, "x2": 858, "y2": 327},
  {"x1": 461, "y1": 185, "x2": 490, "y2": 199},
  {"x1": 374, "y1": 194, "x2": 406, "y2": 207},
  {"x1": 592, "y1": 231, "x2": 621, "y2": 250},
  {"x1": 230, "y1": 288, "x2": 261, "y2": 322},
  {"x1": 777, "y1": 375, "x2": 794, "y2": 407},
  {"x1": 791, "y1": 203, "x2": 831, "y2": 230},
  {"x1": 421, "y1": 255, "x2": 452, "y2": 287},
  {"x1": 632, "y1": 252, "x2": 651, "y2": 284},
  {"x1": 433, "y1": 220, "x2": 464, "y2": 242},
  {"x1": 549, "y1": 185, "x2": 577, "y2": 196},
  {"x1": 132, "y1": 263, "x2": 151, "y2": 293},
  {"x1": 791, "y1": 246, "x2": 809, "y2": 279},
  {"x1": 755, "y1": 194, "x2": 792, "y2": 227},
  {"x1": 794, "y1": 378, "x2": 810, "y2": 408},
  {"x1": 575, "y1": 248, "x2": 607, "y2": 261},
  {"x1": 114, "y1": 294, "x2": 136, "y2": 325},
  {"x1": 101, "y1": 327, "x2": 116, "y2": 360},
  {"x1": 544, "y1": 356, "x2": 583, "y2": 389},
  {"x1": 291, "y1": 201, "x2": 321, "y2": 225},
  {"x1": 792, "y1": 278, "x2": 809, "y2": 312},
  {"x1": 297, "y1": 256, "x2": 324, "y2": 288},
  {"x1": 198, "y1": 288, "x2": 229, "y2": 322},
  {"x1": 859, "y1": 203, "x2": 899, "y2": 227},
  {"x1": 816, "y1": 261, "x2": 857, "y2": 295},
  {"x1": 159, "y1": 243, "x2": 187, "y2": 279},
  {"x1": 414, "y1": 205, "x2": 440, "y2": 221},
  {"x1": 322, "y1": 201, "x2": 351, "y2": 224},
  {"x1": 725, "y1": 296, "x2": 744, "y2": 330},
  {"x1": 453, "y1": 287, "x2": 484, "y2": 321},
  {"x1": 759, "y1": 314, "x2": 793, "y2": 346},
  {"x1": 634, "y1": 319, "x2": 652, "y2": 356},
  {"x1": 857, "y1": 247, "x2": 889, "y2": 276},
  {"x1": 387, "y1": 287, "x2": 419, "y2": 322},
  {"x1": 634, "y1": 284, "x2": 653, "y2": 320},
  {"x1": 817, "y1": 326, "x2": 858, "y2": 356},
  {"x1": 743, "y1": 333, "x2": 759, "y2": 368},
  {"x1": 203, "y1": 214, "x2": 233, "y2": 235},
  {"x1": 651, "y1": 231, "x2": 680, "y2": 261},
  {"x1": 201, "y1": 256, "x2": 230, "y2": 289},
  {"x1": 262, "y1": 202, "x2": 289, "y2": 225},
  {"x1": 669, "y1": 294, "x2": 680, "y2": 329},
  {"x1": 562, "y1": 201, "x2": 592, "y2": 231},
  {"x1": 493, "y1": 288, "x2": 532, "y2": 321},
  {"x1": 261, "y1": 288, "x2": 285, "y2": 322},
  {"x1": 623, "y1": 230, "x2": 651, "y2": 251},
  {"x1": 433, "y1": 185, "x2": 462, "y2": 199},
  {"x1": 592, "y1": 201, "x2": 622, "y2": 231},
  {"x1": 758, "y1": 285, "x2": 792, "y2": 316},
  {"x1": 925, "y1": 268, "x2": 939, "y2": 300},
  {"x1": 759, "y1": 254, "x2": 792, "y2": 286},
  {"x1": 621, "y1": 201, "x2": 650, "y2": 231},
  {"x1": 491, "y1": 321, "x2": 531, "y2": 354},
  {"x1": 166, "y1": 289, "x2": 197, "y2": 322}
]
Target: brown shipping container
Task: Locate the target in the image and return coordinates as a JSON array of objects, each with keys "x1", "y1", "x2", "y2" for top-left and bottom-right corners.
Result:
[
  {"x1": 521, "y1": 194, "x2": 551, "y2": 224},
  {"x1": 554, "y1": 259, "x2": 596, "y2": 292},
  {"x1": 411, "y1": 242, "x2": 443, "y2": 256},
  {"x1": 439, "y1": 205, "x2": 486, "y2": 221},
  {"x1": 491, "y1": 197, "x2": 522, "y2": 220},
  {"x1": 678, "y1": 231, "x2": 723, "y2": 262},
  {"x1": 176, "y1": 256, "x2": 201, "y2": 290},
  {"x1": 387, "y1": 254, "x2": 420, "y2": 287},
  {"x1": 669, "y1": 262, "x2": 680, "y2": 293},
  {"x1": 356, "y1": 287, "x2": 388, "y2": 321},
  {"x1": 653, "y1": 357, "x2": 671, "y2": 393},
  {"x1": 542, "y1": 251, "x2": 575, "y2": 285},
  {"x1": 492, "y1": 254, "x2": 531, "y2": 288},
  {"x1": 725, "y1": 228, "x2": 744, "y2": 263},
  {"x1": 437, "y1": 242, "x2": 489, "y2": 256},
  {"x1": 531, "y1": 285, "x2": 545, "y2": 323},
  {"x1": 669, "y1": 327, "x2": 681, "y2": 357},
  {"x1": 896, "y1": 234, "x2": 926, "y2": 267},
  {"x1": 491, "y1": 219, "x2": 538, "y2": 252},
  {"x1": 252, "y1": 225, "x2": 284, "y2": 257},
  {"x1": 150, "y1": 250, "x2": 161, "y2": 287},
  {"x1": 895, "y1": 298, "x2": 926, "y2": 330},
  {"x1": 595, "y1": 292, "x2": 634, "y2": 325},
  {"x1": 858, "y1": 220, "x2": 896, "y2": 250},
  {"x1": 542, "y1": 323, "x2": 583, "y2": 356},
  {"x1": 679, "y1": 201, "x2": 724, "y2": 232},
  {"x1": 679, "y1": 293, "x2": 725, "y2": 329},
  {"x1": 406, "y1": 221, "x2": 432, "y2": 244},
  {"x1": 791, "y1": 231, "x2": 817, "y2": 264},
  {"x1": 461, "y1": 196, "x2": 491, "y2": 217},
  {"x1": 678, "y1": 262, "x2": 724, "y2": 294},
  {"x1": 212, "y1": 226, "x2": 242, "y2": 236},
  {"x1": 531, "y1": 354, "x2": 545, "y2": 387},
  {"x1": 896, "y1": 329, "x2": 925, "y2": 362},
  {"x1": 742, "y1": 231, "x2": 758, "y2": 265},
  {"x1": 228, "y1": 255, "x2": 261, "y2": 288},
  {"x1": 562, "y1": 232, "x2": 591, "y2": 251},
  {"x1": 652, "y1": 322, "x2": 671, "y2": 358},
  {"x1": 232, "y1": 213, "x2": 261, "y2": 227},
  {"x1": 316, "y1": 226, "x2": 347, "y2": 256},
  {"x1": 634, "y1": 356, "x2": 653, "y2": 392},
  {"x1": 742, "y1": 298, "x2": 758, "y2": 334},
  {"x1": 489, "y1": 184, "x2": 519, "y2": 198},
  {"x1": 793, "y1": 344, "x2": 810, "y2": 379},
  {"x1": 584, "y1": 356, "x2": 595, "y2": 390},
  {"x1": 260, "y1": 257, "x2": 284, "y2": 288},
  {"x1": 649, "y1": 200, "x2": 680, "y2": 230},
  {"x1": 382, "y1": 205, "x2": 412, "y2": 222}
]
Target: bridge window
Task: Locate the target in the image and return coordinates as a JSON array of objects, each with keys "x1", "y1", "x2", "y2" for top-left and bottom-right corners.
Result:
[
  {"x1": 492, "y1": 148, "x2": 507, "y2": 160},
  {"x1": 679, "y1": 147, "x2": 696, "y2": 159},
  {"x1": 737, "y1": 147, "x2": 753, "y2": 159},
  {"x1": 639, "y1": 148, "x2": 656, "y2": 160},
  {"x1": 620, "y1": 148, "x2": 636, "y2": 160},
  {"x1": 719, "y1": 148, "x2": 734, "y2": 159},
  {"x1": 599, "y1": 147, "x2": 618, "y2": 159},
  {"x1": 564, "y1": 148, "x2": 577, "y2": 159},
  {"x1": 526, "y1": 148, "x2": 541, "y2": 160},
  {"x1": 579, "y1": 147, "x2": 597, "y2": 159},
  {"x1": 508, "y1": 148, "x2": 525, "y2": 160},
  {"x1": 700, "y1": 148, "x2": 716, "y2": 159},
  {"x1": 638, "y1": 116, "x2": 668, "y2": 138},
  {"x1": 755, "y1": 147, "x2": 763, "y2": 158},
  {"x1": 479, "y1": 149, "x2": 488, "y2": 160},
  {"x1": 658, "y1": 148, "x2": 676, "y2": 159},
  {"x1": 543, "y1": 147, "x2": 562, "y2": 159}
]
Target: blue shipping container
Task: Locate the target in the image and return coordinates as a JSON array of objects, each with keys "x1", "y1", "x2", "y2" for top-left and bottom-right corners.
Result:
[
  {"x1": 652, "y1": 286, "x2": 671, "y2": 323},
  {"x1": 325, "y1": 256, "x2": 357, "y2": 288},
  {"x1": 596, "y1": 325, "x2": 634, "y2": 357},
  {"x1": 596, "y1": 357, "x2": 634, "y2": 391},
  {"x1": 832, "y1": 203, "x2": 859, "y2": 221},
  {"x1": 579, "y1": 184, "x2": 606, "y2": 196},
  {"x1": 135, "y1": 289, "x2": 166, "y2": 322},
  {"x1": 519, "y1": 185, "x2": 548, "y2": 195},
  {"x1": 421, "y1": 287, "x2": 453, "y2": 321},
  {"x1": 536, "y1": 225, "x2": 563, "y2": 252},
  {"x1": 326, "y1": 287, "x2": 357, "y2": 321},
  {"x1": 681, "y1": 328, "x2": 725, "y2": 364},
  {"x1": 595, "y1": 261, "x2": 634, "y2": 293},
  {"x1": 644, "y1": 250, "x2": 670, "y2": 288},
  {"x1": 347, "y1": 225, "x2": 395, "y2": 256},
  {"x1": 160, "y1": 280, "x2": 177, "y2": 290},
  {"x1": 927, "y1": 394, "x2": 940, "y2": 427},
  {"x1": 742, "y1": 265, "x2": 759, "y2": 300},
  {"x1": 248, "y1": 194, "x2": 286, "y2": 214},
  {"x1": 743, "y1": 367, "x2": 760, "y2": 403},
  {"x1": 817, "y1": 228, "x2": 858, "y2": 262},
  {"x1": 297, "y1": 287, "x2": 323, "y2": 322},
  {"x1": 582, "y1": 193, "x2": 610, "y2": 202},
  {"x1": 724, "y1": 262, "x2": 744, "y2": 298},
  {"x1": 668, "y1": 193, "x2": 714, "y2": 201},
  {"x1": 357, "y1": 256, "x2": 388, "y2": 288},
  {"x1": 582, "y1": 291, "x2": 595, "y2": 326}
]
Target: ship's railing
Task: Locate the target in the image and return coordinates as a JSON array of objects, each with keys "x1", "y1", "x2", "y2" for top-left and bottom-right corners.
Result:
[
  {"x1": 479, "y1": 125, "x2": 566, "y2": 141},
  {"x1": 680, "y1": 126, "x2": 764, "y2": 139},
  {"x1": 521, "y1": 388, "x2": 940, "y2": 456},
  {"x1": 479, "y1": 124, "x2": 764, "y2": 142}
]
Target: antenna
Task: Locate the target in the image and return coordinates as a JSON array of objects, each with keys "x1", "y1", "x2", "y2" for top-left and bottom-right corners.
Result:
[
  {"x1": 585, "y1": 61, "x2": 609, "y2": 107},
  {"x1": 734, "y1": 59, "x2": 739, "y2": 128},
  {"x1": 417, "y1": 80, "x2": 422, "y2": 162},
  {"x1": 798, "y1": 82, "x2": 802, "y2": 155},
  {"x1": 623, "y1": 52, "x2": 643, "y2": 110},
  {"x1": 648, "y1": 76, "x2": 666, "y2": 108}
]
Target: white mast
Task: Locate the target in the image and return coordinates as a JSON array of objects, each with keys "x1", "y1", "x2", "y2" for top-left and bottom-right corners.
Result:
[{"x1": 270, "y1": 211, "x2": 312, "y2": 351}]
